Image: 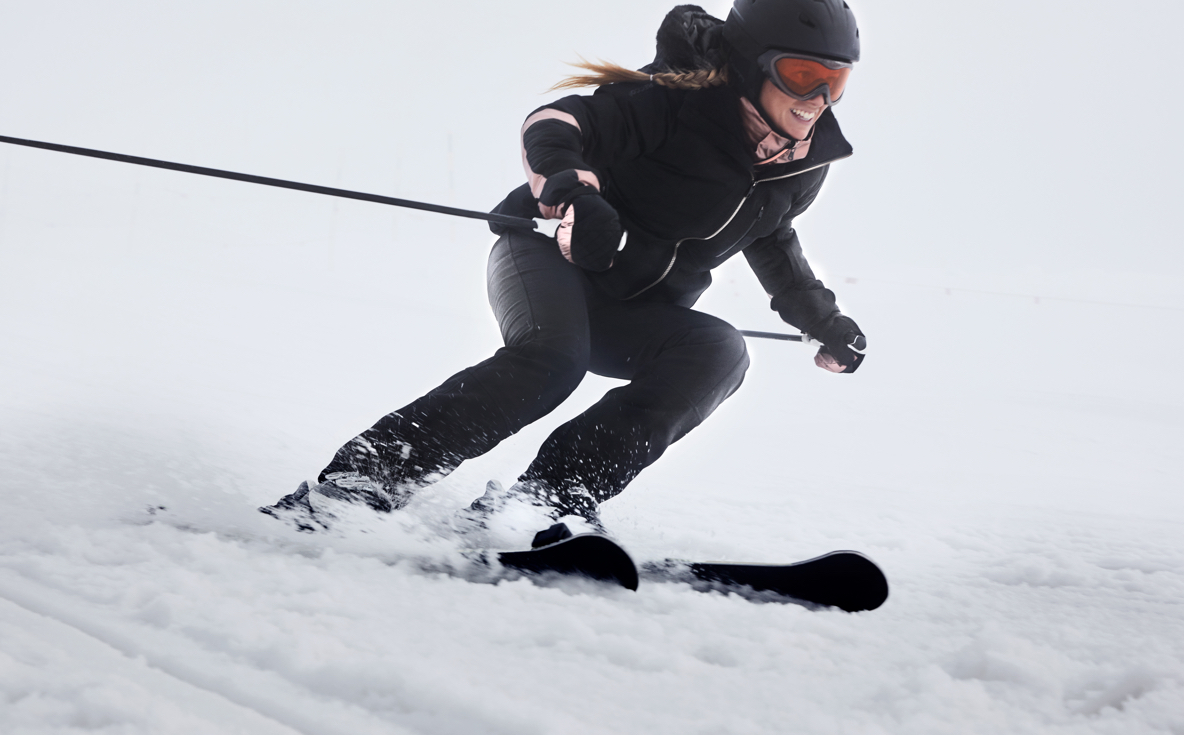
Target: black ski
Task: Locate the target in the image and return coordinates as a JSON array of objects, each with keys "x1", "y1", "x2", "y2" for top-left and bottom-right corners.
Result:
[
  {"x1": 642, "y1": 550, "x2": 888, "y2": 612},
  {"x1": 498, "y1": 523, "x2": 639, "y2": 591},
  {"x1": 261, "y1": 485, "x2": 880, "y2": 605}
]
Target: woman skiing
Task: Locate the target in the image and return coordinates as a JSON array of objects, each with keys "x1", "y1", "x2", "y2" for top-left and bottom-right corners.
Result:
[{"x1": 265, "y1": 0, "x2": 867, "y2": 533}]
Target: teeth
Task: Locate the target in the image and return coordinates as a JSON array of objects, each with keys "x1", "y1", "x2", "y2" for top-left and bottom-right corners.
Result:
[{"x1": 791, "y1": 108, "x2": 816, "y2": 121}]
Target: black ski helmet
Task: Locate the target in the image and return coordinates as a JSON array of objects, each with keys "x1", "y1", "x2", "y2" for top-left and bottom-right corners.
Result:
[{"x1": 724, "y1": 0, "x2": 860, "y2": 106}]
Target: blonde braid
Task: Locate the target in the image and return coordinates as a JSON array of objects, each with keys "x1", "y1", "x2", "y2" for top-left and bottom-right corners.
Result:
[
  {"x1": 551, "y1": 59, "x2": 728, "y2": 91},
  {"x1": 651, "y1": 66, "x2": 728, "y2": 90}
]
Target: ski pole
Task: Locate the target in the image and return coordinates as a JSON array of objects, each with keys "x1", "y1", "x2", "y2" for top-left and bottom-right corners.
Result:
[
  {"x1": 738, "y1": 330, "x2": 805, "y2": 343},
  {"x1": 0, "y1": 134, "x2": 538, "y2": 231},
  {"x1": 0, "y1": 135, "x2": 815, "y2": 344}
]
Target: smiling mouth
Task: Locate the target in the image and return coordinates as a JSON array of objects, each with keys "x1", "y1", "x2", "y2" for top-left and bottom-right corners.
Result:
[{"x1": 790, "y1": 108, "x2": 817, "y2": 122}]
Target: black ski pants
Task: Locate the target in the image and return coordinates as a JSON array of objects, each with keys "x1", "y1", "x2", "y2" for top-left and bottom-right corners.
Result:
[{"x1": 320, "y1": 229, "x2": 750, "y2": 511}]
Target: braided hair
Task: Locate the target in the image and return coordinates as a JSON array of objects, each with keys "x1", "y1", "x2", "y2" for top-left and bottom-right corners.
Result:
[{"x1": 552, "y1": 58, "x2": 728, "y2": 91}]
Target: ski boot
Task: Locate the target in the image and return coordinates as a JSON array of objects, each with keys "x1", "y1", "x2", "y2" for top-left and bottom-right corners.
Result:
[
  {"x1": 453, "y1": 479, "x2": 605, "y2": 545},
  {"x1": 259, "y1": 471, "x2": 414, "y2": 530}
]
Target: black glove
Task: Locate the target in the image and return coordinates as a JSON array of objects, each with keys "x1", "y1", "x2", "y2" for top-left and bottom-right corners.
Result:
[
  {"x1": 808, "y1": 313, "x2": 866, "y2": 373},
  {"x1": 488, "y1": 183, "x2": 538, "y2": 236},
  {"x1": 539, "y1": 169, "x2": 622, "y2": 272}
]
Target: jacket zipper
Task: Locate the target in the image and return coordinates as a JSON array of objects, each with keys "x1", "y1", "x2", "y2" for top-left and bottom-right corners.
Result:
[{"x1": 623, "y1": 156, "x2": 846, "y2": 300}]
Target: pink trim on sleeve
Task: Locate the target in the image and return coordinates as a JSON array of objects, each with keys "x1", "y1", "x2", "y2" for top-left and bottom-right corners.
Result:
[{"x1": 520, "y1": 108, "x2": 601, "y2": 219}]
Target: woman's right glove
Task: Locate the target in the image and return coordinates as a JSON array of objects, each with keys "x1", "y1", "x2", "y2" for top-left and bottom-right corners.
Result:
[
  {"x1": 538, "y1": 169, "x2": 622, "y2": 272},
  {"x1": 808, "y1": 313, "x2": 867, "y2": 373}
]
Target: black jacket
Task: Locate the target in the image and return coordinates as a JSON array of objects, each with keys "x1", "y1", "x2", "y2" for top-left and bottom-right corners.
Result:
[{"x1": 494, "y1": 80, "x2": 853, "y2": 333}]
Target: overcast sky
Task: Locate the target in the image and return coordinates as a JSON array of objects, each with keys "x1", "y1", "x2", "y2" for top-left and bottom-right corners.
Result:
[{"x1": 1, "y1": 0, "x2": 1181, "y2": 289}]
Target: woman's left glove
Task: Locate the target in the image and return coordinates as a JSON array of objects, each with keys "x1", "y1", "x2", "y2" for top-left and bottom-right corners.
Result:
[
  {"x1": 808, "y1": 313, "x2": 866, "y2": 373},
  {"x1": 538, "y1": 169, "x2": 622, "y2": 272}
]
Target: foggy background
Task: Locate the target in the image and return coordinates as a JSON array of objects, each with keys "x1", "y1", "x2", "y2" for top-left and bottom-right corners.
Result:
[
  {"x1": 3, "y1": 0, "x2": 1181, "y2": 280},
  {"x1": 2, "y1": 0, "x2": 1180, "y2": 510},
  {"x1": 0, "y1": 1, "x2": 1181, "y2": 733},
  {"x1": 2, "y1": 0, "x2": 1180, "y2": 434}
]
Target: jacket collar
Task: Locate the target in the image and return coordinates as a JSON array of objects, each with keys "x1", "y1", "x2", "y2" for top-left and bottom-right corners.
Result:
[
  {"x1": 757, "y1": 106, "x2": 853, "y2": 179},
  {"x1": 737, "y1": 96, "x2": 813, "y2": 165},
  {"x1": 680, "y1": 84, "x2": 853, "y2": 178}
]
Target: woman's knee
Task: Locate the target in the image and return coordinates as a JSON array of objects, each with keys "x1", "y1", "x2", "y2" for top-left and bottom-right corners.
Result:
[
  {"x1": 687, "y1": 320, "x2": 750, "y2": 386},
  {"x1": 714, "y1": 325, "x2": 750, "y2": 392}
]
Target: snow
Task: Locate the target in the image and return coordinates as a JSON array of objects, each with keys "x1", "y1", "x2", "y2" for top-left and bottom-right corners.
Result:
[{"x1": 2, "y1": 0, "x2": 1183, "y2": 733}]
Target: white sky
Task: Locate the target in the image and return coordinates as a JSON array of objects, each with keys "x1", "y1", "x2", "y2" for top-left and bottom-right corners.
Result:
[
  {"x1": 1, "y1": 0, "x2": 1181, "y2": 287},
  {"x1": 1, "y1": 4, "x2": 1182, "y2": 733}
]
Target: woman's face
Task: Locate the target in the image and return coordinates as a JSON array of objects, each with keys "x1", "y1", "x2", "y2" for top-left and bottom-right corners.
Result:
[{"x1": 758, "y1": 79, "x2": 827, "y2": 140}]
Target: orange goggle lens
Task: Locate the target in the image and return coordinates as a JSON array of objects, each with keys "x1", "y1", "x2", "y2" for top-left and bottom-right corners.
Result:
[{"x1": 773, "y1": 57, "x2": 851, "y2": 102}]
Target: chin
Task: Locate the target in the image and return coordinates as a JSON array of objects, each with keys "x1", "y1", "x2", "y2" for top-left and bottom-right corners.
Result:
[{"x1": 780, "y1": 120, "x2": 813, "y2": 139}]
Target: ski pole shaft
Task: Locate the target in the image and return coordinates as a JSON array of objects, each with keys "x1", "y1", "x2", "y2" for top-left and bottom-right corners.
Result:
[
  {"x1": 738, "y1": 330, "x2": 805, "y2": 343},
  {"x1": 1, "y1": 136, "x2": 818, "y2": 343},
  {"x1": 0, "y1": 134, "x2": 538, "y2": 231}
]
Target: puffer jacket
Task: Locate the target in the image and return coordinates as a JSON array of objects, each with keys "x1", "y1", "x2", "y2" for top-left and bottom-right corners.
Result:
[{"x1": 491, "y1": 15, "x2": 854, "y2": 333}]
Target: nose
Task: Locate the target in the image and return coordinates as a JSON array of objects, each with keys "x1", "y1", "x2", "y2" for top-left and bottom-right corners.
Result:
[{"x1": 801, "y1": 93, "x2": 828, "y2": 110}]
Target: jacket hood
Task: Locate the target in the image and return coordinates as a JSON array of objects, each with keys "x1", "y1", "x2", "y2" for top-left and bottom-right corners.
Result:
[
  {"x1": 648, "y1": 5, "x2": 816, "y2": 142},
  {"x1": 648, "y1": 5, "x2": 727, "y2": 72}
]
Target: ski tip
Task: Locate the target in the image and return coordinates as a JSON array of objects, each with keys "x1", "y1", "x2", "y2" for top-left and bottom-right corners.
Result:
[
  {"x1": 810, "y1": 550, "x2": 888, "y2": 612},
  {"x1": 682, "y1": 550, "x2": 889, "y2": 612}
]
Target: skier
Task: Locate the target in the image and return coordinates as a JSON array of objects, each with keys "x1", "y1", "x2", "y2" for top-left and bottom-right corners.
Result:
[{"x1": 265, "y1": 0, "x2": 867, "y2": 534}]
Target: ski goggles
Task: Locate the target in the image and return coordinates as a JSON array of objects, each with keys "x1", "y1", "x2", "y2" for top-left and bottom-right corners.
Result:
[{"x1": 757, "y1": 51, "x2": 853, "y2": 106}]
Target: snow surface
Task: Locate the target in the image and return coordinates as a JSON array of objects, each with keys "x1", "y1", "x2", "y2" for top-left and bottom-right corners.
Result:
[{"x1": 2, "y1": 1, "x2": 1183, "y2": 733}]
